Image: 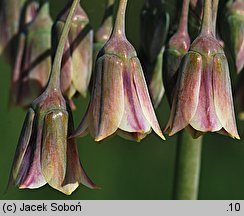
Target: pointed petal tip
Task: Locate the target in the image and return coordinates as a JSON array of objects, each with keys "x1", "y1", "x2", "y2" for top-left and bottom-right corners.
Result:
[
  {"x1": 94, "y1": 135, "x2": 106, "y2": 142},
  {"x1": 158, "y1": 132, "x2": 166, "y2": 140}
]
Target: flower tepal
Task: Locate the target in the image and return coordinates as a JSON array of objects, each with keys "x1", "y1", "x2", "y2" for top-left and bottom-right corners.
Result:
[
  {"x1": 165, "y1": 0, "x2": 239, "y2": 139},
  {"x1": 8, "y1": 0, "x2": 97, "y2": 195},
  {"x1": 72, "y1": 0, "x2": 165, "y2": 142}
]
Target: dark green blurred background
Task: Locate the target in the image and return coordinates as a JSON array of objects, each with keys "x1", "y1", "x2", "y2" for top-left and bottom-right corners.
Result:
[{"x1": 1, "y1": 0, "x2": 244, "y2": 200}]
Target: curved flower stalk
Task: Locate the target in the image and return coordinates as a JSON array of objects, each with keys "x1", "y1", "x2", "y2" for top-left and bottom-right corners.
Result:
[
  {"x1": 139, "y1": 0, "x2": 170, "y2": 108},
  {"x1": 8, "y1": 0, "x2": 97, "y2": 195},
  {"x1": 163, "y1": 0, "x2": 191, "y2": 103},
  {"x1": 10, "y1": 2, "x2": 52, "y2": 108},
  {"x1": 165, "y1": 0, "x2": 240, "y2": 139},
  {"x1": 0, "y1": 0, "x2": 38, "y2": 63},
  {"x1": 221, "y1": 0, "x2": 244, "y2": 73},
  {"x1": 72, "y1": 0, "x2": 165, "y2": 142},
  {"x1": 52, "y1": 1, "x2": 93, "y2": 109}
]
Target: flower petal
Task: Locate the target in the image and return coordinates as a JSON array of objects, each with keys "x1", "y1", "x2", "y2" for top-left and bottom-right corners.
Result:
[
  {"x1": 165, "y1": 52, "x2": 202, "y2": 136},
  {"x1": 9, "y1": 108, "x2": 35, "y2": 187},
  {"x1": 189, "y1": 56, "x2": 223, "y2": 132},
  {"x1": 88, "y1": 54, "x2": 124, "y2": 141},
  {"x1": 71, "y1": 25, "x2": 93, "y2": 97},
  {"x1": 19, "y1": 121, "x2": 46, "y2": 189},
  {"x1": 132, "y1": 57, "x2": 165, "y2": 140},
  {"x1": 212, "y1": 53, "x2": 240, "y2": 139},
  {"x1": 119, "y1": 61, "x2": 151, "y2": 134},
  {"x1": 117, "y1": 129, "x2": 150, "y2": 142},
  {"x1": 41, "y1": 110, "x2": 68, "y2": 193},
  {"x1": 61, "y1": 138, "x2": 97, "y2": 195},
  {"x1": 60, "y1": 39, "x2": 73, "y2": 98}
]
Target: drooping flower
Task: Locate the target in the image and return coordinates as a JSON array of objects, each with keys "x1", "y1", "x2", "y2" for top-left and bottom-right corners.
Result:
[
  {"x1": 139, "y1": 0, "x2": 170, "y2": 108},
  {"x1": 165, "y1": 0, "x2": 240, "y2": 139},
  {"x1": 9, "y1": 90, "x2": 97, "y2": 195},
  {"x1": 72, "y1": 0, "x2": 165, "y2": 142},
  {"x1": 10, "y1": 2, "x2": 52, "y2": 108},
  {"x1": 0, "y1": 0, "x2": 39, "y2": 63},
  {"x1": 221, "y1": 0, "x2": 244, "y2": 73},
  {"x1": 52, "y1": 1, "x2": 93, "y2": 109},
  {"x1": 163, "y1": 0, "x2": 191, "y2": 103},
  {"x1": 8, "y1": 0, "x2": 97, "y2": 195}
]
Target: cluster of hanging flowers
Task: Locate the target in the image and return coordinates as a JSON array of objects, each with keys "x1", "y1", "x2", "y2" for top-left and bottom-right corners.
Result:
[{"x1": 0, "y1": 0, "x2": 242, "y2": 195}]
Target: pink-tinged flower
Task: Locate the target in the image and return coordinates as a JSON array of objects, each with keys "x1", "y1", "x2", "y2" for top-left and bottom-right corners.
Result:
[
  {"x1": 52, "y1": 1, "x2": 93, "y2": 109},
  {"x1": 221, "y1": 0, "x2": 244, "y2": 73},
  {"x1": 9, "y1": 88, "x2": 97, "y2": 195},
  {"x1": 8, "y1": 0, "x2": 97, "y2": 195},
  {"x1": 0, "y1": 0, "x2": 38, "y2": 62},
  {"x1": 165, "y1": 0, "x2": 240, "y2": 139},
  {"x1": 10, "y1": 2, "x2": 52, "y2": 108},
  {"x1": 163, "y1": 0, "x2": 191, "y2": 103},
  {"x1": 72, "y1": 0, "x2": 165, "y2": 142}
]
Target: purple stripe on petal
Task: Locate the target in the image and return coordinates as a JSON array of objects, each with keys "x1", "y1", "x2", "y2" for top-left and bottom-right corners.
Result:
[
  {"x1": 19, "y1": 121, "x2": 46, "y2": 189},
  {"x1": 132, "y1": 57, "x2": 165, "y2": 140},
  {"x1": 88, "y1": 55, "x2": 124, "y2": 141},
  {"x1": 212, "y1": 53, "x2": 240, "y2": 139},
  {"x1": 41, "y1": 111, "x2": 68, "y2": 193},
  {"x1": 10, "y1": 108, "x2": 35, "y2": 186},
  {"x1": 190, "y1": 57, "x2": 222, "y2": 132},
  {"x1": 165, "y1": 52, "x2": 202, "y2": 136},
  {"x1": 119, "y1": 62, "x2": 151, "y2": 133}
]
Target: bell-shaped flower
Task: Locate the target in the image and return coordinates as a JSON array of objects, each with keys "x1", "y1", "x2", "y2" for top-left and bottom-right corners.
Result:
[
  {"x1": 52, "y1": 1, "x2": 93, "y2": 109},
  {"x1": 163, "y1": 0, "x2": 191, "y2": 103},
  {"x1": 9, "y1": 87, "x2": 97, "y2": 195},
  {"x1": 8, "y1": 0, "x2": 97, "y2": 195},
  {"x1": 165, "y1": 0, "x2": 240, "y2": 139},
  {"x1": 221, "y1": 0, "x2": 244, "y2": 73},
  {"x1": 0, "y1": 0, "x2": 39, "y2": 63},
  {"x1": 10, "y1": 2, "x2": 52, "y2": 108},
  {"x1": 72, "y1": 0, "x2": 165, "y2": 142}
]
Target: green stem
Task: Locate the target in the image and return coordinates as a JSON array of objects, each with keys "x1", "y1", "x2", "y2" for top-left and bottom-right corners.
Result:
[
  {"x1": 200, "y1": 0, "x2": 213, "y2": 35},
  {"x1": 46, "y1": 0, "x2": 80, "y2": 92},
  {"x1": 111, "y1": 0, "x2": 127, "y2": 37},
  {"x1": 173, "y1": 130, "x2": 203, "y2": 200}
]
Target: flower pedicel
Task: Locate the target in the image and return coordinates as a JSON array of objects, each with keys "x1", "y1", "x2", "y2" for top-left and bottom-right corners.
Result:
[
  {"x1": 8, "y1": 0, "x2": 97, "y2": 195},
  {"x1": 72, "y1": 0, "x2": 165, "y2": 142},
  {"x1": 165, "y1": 0, "x2": 240, "y2": 139}
]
